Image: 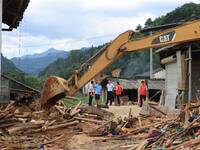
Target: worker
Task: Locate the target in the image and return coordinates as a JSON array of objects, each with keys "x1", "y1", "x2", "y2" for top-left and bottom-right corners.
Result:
[
  {"x1": 88, "y1": 81, "x2": 95, "y2": 106},
  {"x1": 95, "y1": 81, "x2": 102, "y2": 108},
  {"x1": 138, "y1": 80, "x2": 147, "y2": 107},
  {"x1": 115, "y1": 81, "x2": 123, "y2": 105},
  {"x1": 106, "y1": 80, "x2": 114, "y2": 106}
]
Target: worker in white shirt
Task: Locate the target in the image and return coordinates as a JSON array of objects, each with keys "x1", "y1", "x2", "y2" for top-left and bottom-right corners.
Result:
[
  {"x1": 88, "y1": 81, "x2": 95, "y2": 106},
  {"x1": 105, "y1": 80, "x2": 114, "y2": 106}
]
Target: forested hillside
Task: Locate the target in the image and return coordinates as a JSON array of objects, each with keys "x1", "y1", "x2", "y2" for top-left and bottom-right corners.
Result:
[
  {"x1": 1, "y1": 54, "x2": 25, "y2": 81},
  {"x1": 153, "y1": 2, "x2": 200, "y2": 26},
  {"x1": 1, "y1": 54, "x2": 44, "y2": 90},
  {"x1": 1, "y1": 54, "x2": 21, "y2": 74},
  {"x1": 39, "y1": 46, "x2": 103, "y2": 78}
]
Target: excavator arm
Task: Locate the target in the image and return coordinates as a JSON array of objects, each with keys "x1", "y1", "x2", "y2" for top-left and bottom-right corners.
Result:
[{"x1": 40, "y1": 19, "x2": 200, "y2": 108}]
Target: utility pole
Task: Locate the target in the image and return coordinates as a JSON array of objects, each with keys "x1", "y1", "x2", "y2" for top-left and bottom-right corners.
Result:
[{"x1": 150, "y1": 31, "x2": 153, "y2": 79}]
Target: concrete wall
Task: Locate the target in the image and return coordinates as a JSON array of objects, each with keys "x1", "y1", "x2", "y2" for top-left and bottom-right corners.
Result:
[{"x1": 165, "y1": 62, "x2": 178, "y2": 109}]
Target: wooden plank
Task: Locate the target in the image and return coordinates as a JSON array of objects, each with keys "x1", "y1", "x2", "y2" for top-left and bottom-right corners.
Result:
[
  {"x1": 14, "y1": 112, "x2": 31, "y2": 118},
  {"x1": 176, "y1": 50, "x2": 183, "y2": 90},
  {"x1": 159, "y1": 90, "x2": 165, "y2": 106},
  {"x1": 47, "y1": 120, "x2": 79, "y2": 130},
  {"x1": 181, "y1": 54, "x2": 186, "y2": 90},
  {"x1": 42, "y1": 120, "x2": 56, "y2": 130},
  {"x1": 7, "y1": 123, "x2": 42, "y2": 134},
  {"x1": 74, "y1": 116, "x2": 103, "y2": 124},
  {"x1": 127, "y1": 145, "x2": 138, "y2": 150},
  {"x1": 149, "y1": 104, "x2": 167, "y2": 116},
  {"x1": 26, "y1": 120, "x2": 79, "y2": 134},
  {"x1": 184, "y1": 103, "x2": 190, "y2": 127},
  {"x1": 121, "y1": 144, "x2": 137, "y2": 148},
  {"x1": 55, "y1": 105, "x2": 65, "y2": 115},
  {"x1": 40, "y1": 134, "x2": 64, "y2": 146},
  {"x1": 70, "y1": 101, "x2": 81, "y2": 116}
]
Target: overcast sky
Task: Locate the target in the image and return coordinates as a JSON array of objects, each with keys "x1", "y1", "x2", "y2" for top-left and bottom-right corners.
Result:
[{"x1": 2, "y1": 0, "x2": 200, "y2": 58}]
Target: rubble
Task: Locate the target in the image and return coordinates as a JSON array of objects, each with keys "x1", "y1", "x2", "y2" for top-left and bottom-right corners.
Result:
[
  {"x1": 69, "y1": 102, "x2": 200, "y2": 150},
  {"x1": 0, "y1": 101, "x2": 113, "y2": 149},
  {"x1": 0, "y1": 100, "x2": 200, "y2": 149}
]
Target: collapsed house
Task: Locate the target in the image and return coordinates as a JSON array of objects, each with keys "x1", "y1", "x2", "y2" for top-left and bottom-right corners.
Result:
[
  {"x1": 156, "y1": 42, "x2": 200, "y2": 109},
  {"x1": 0, "y1": 74, "x2": 40, "y2": 103}
]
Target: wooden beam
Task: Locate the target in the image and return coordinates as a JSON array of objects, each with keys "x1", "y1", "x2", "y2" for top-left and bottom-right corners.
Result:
[
  {"x1": 176, "y1": 50, "x2": 184, "y2": 90},
  {"x1": 149, "y1": 104, "x2": 167, "y2": 116},
  {"x1": 74, "y1": 116, "x2": 103, "y2": 124}
]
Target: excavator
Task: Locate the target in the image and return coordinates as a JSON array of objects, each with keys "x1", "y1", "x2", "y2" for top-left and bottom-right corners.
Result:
[{"x1": 40, "y1": 19, "x2": 200, "y2": 108}]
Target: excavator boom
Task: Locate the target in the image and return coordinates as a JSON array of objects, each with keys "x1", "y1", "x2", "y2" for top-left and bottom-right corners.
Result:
[{"x1": 40, "y1": 19, "x2": 200, "y2": 108}]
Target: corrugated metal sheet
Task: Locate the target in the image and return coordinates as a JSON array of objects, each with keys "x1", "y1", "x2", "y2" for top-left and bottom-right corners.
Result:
[
  {"x1": 148, "y1": 80, "x2": 165, "y2": 90},
  {"x1": 110, "y1": 78, "x2": 164, "y2": 90}
]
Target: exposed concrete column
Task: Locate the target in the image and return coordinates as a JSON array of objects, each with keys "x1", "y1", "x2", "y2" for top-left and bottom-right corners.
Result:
[{"x1": 176, "y1": 50, "x2": 183, "y2": 89}]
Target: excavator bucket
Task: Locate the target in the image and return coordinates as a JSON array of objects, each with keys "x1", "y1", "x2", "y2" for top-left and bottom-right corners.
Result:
[{"x1": 40, "y1": 76, "x2": 69, "y2": 109}]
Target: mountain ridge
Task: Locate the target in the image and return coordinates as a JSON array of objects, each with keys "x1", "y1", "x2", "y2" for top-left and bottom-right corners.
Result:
[{"x1": 11, "y1": 48, "x2": 69, "y2": 76}]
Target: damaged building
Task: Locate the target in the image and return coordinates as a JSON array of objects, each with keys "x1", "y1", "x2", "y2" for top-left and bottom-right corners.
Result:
[
  {"x1": 156, "y1": 42, "x2": 200, "y2": 109},
  {"x1": 0, "y1": 74, "x2": 40, "y2": 103},
  {"x1": 0, "y1": 0, "x2": 32, "y2": 103}
]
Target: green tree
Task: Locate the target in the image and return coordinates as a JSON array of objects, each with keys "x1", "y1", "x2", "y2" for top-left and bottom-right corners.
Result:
[
  {"x1": 24, "y1": 75, "x2": 44, "y2": 90},
  {"x1": 135, "y1": 24, "x2": 142, "y2": 30},
  {"x1": 144, "y1": 18, "x2": 153, "y2": 28},
  {"x1": 5, "y1": 69, "x2": 25, "y2": 83}
]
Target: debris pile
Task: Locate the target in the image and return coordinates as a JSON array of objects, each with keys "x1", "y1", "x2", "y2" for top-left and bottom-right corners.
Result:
[
  {"x1": 80, "y1": 102, "x2": 200, "y2": 150},
  {"x1": 1, "y1": 100, "x2": 200, "y2": 149},
  {"x1": 0, "y1": 101, "x2": 113, "y2": 149}
]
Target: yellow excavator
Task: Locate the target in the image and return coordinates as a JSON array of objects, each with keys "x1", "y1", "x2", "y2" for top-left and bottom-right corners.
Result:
[{"x1": 40, "y1": 19, "x2": 200, "y2": 108}]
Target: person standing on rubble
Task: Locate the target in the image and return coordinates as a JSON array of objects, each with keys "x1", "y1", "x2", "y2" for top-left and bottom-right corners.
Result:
[
  {"x1": 106, "y1": 80, "x2": 115, "y2": 106},
  {"x1": 115, "y1": 81, "x2": 123, "y2": 106},
  {"x1": 88, "y1": 81, "x2": 95, "y2": 106},
  {"x1": 138, "y1": 80, "x2": 148, "y2": 107},
  {"x1": 95, "y1": 81, "x2": 102, "y2": 108}
]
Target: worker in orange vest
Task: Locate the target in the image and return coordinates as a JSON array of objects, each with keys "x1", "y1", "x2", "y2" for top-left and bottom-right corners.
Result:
[
  {"x1": 115, "y1": 81, "x2": 123, "y2": 105},
  {"x1": 138, "y1": 80, "x2": 147, "y2": 107}
]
